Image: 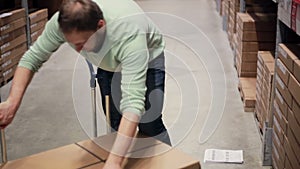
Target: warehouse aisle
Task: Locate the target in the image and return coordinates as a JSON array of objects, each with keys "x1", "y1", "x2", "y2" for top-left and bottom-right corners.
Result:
[{"x1": 2, "y1": 0, "x2": 270, "y2": 168}]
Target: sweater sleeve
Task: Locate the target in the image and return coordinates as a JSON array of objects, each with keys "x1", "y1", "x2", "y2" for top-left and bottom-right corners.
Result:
[
  {"x1": 118, "y1": 34, "x2": 149, "y2": 116},
  {"x1": 18, "y1": 12, "x2": 65, "y2": 72}
]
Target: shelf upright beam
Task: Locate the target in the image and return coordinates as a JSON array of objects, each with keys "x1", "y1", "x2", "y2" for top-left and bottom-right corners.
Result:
[{"x1": 21, "y1": 0, "x2": 31, "y2": 48}]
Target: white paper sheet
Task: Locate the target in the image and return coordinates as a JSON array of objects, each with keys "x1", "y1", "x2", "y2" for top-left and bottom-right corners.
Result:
[{"x1": 204, "y1": 149, "x2": 244, "y2": 164}]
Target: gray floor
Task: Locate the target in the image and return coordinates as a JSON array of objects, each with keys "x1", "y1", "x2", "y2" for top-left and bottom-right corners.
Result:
[{"x1": 1, "y1": 0, "x2": 271, "y2": 168}]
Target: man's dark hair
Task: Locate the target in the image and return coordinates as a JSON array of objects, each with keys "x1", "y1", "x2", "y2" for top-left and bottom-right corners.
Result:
[{"x1": 58, "y1": 0, "x2": 104, "y2": 33}]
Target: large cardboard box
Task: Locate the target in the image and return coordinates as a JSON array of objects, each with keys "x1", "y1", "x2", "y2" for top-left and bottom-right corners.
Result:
[
  {"x1": 0, "y1": 43, "x2": 27, "y2": 65},
  {"x1": 284, "y1": 136, "x2": 300, "y2": 169},
  {"x1": 30, "y1": 19, "x2": 47, "y2": 33},
  {"x1": 0, "y1": 144, "x2": 100, "y2": 169},
  {"x1": 294, "y1": 60, "x2": 300, "y2": 83},
  {"x1": 276, "y1": 59, "x2": 290, "y2": 86},
  {"x1": 273, "y1": 100, "x2": 287, "y2": 133},
  {"x1": 275, "y1": 89, "x2": 288, "y2": 119},
  {"x1": 288, "y1": 74, "x2": 300, "y2": 106},
  {"x1": 273, "y1": 115, "x2": 284, "y2": 144},
  {"x1": 0, "y1": 17, "x2": 26, "y2": 35},
  {"x1": 0, "y1": 27, "x2": 26, "y2": 46},
  {"x1": 77, "y1": 133, "x2": 201, "y2": 169},
  {"x1": 287, "y1": 108, "x2": 300, "y2": 147},
  {"x1": 29, "y1": 9, "x2": 48, "y2": 24},
  {"x1": 278, "y1": 43, "x2": 300, "y2": 74},
  {"x1": 236, "y1": 12, "x2": 276, "y2": 31},
  {"x1": 0, "y1": 33, "x2": 26, "y2": 54},
  {"x1": 275, "y1": 74, "x2": 293, "y2": 107},
  {"x1": 0, "y1": 8, "x2": 25, "y2": 26}
]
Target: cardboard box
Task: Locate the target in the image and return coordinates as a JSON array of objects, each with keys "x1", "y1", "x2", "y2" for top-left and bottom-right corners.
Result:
[
  {"x1": 0, "y1": 8, "x2": 25, "y2": 26},
  {"x1": 285, "y1": 156, "x2": 293, "y2": 169},
  {"x1": 258, "y1": 51, "x2": 275, "y2": 64},
  {"x1": 236, "y1": 50, "x2": 258, "y2": 62},
  {"x1": 274, "y1": 100, "x2": 287, "y2": 133},
  {"x1": 0, "y1": 27, "x2": 26, "y2": 46},
  {"x1": 0, "y1": 17, "x2": 26, "y2": 35},
  {"x1": 0, "y1": 33, "x2": 26, "y2": 54},
  {"x1": 30, "y1": 19, "x2": 47, "y2": 33},
  {"x1": 292, "y1": 100, "x2": 300, "y2": 124},
  {"x1": 276, "y1": 59, "x2": 290, "y2": 86},
  {"x1": 31, "y1": 28, "x2": 44, "y2": 43},
  {"x1": 77, "y1": 133, "x2": 201, "y2": 169},
  {"x1": 286, "y1": 126, "x2": 300, "y2": 162},
  {"x1": 275, "y1": 89, "x2": 288, "y2": 119},
  {"x1": 287, "y1": 108, "x2": 300, "y2": 147},
  {"x1": 273, "y1": 115, "x2": 284, "y2": 144},
  {"x1": 236, "y1": 12, "x2": 276, "y2": 31},
  {"x1": 294, "y1": 60, "x2": 300, "y2": 83},
  {"x1": 29, "y1": 9, "x2": 48, "y2": 24},
  {"x1": 288, "y1": 74, "x2": 300, "y2": 106},
  {"x1": 0, "y1": 43, "x2": 27, "y2": 65},
  {"x1": 284, "y1": 136, "x2": 300, "y2": 169},
  {"x1": 275, "y1": 74, "x2": 293, "y2": 108},
  {"x1": 278, "y1": 43, "x2": 300, "y2": 74},
  {"x1": 0, "y1": 144, "x2": 101, "y2": 169}
]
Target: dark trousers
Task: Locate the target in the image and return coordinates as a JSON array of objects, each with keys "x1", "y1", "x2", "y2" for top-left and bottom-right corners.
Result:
[{"x1": 96, "y1": 53, "x2": 171, "y2": 145}]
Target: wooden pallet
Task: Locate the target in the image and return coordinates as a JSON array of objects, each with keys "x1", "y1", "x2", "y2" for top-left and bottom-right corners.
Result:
[{"x1": 238, "y1": 77, "x2": 256, "y2": 112}]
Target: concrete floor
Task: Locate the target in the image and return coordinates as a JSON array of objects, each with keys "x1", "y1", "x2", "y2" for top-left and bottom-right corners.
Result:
[{"x1": 1, "y1": 0, "x2": 271, "y2": 168}]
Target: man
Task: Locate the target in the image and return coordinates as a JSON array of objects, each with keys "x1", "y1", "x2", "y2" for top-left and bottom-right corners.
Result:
[{"x1": 0, "y1": 0, "x2": 170, "y2": 168}]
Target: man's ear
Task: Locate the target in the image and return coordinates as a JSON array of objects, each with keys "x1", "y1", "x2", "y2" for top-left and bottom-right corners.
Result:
[{"x1": 97, "y1": 19, "x2": 105, "y2": 29}]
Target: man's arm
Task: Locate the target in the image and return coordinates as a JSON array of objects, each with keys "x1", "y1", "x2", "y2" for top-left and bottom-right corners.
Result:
[
  {"x1": 0, "y1": 67, "x2": 34, "y2": 128},
  {"x1": 104, "y1": 112, "x2": 140, "y2": 168}
]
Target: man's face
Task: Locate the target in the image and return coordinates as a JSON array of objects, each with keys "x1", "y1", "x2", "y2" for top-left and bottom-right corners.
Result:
[{"x1": 64, "y1": 30, "x2": 96, "y2": 52}]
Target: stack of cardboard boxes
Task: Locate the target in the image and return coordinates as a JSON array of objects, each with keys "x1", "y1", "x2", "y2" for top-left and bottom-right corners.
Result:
[
  {"x1": 235, "y1": 12, "x2": 276, "y2": 77},
  {"x1": 29, "y1": 9, "x2": 48, "y2": 44},
  {"x1": 227, "y1": 0, "x2": 239, "y2": 49},
  {"x1": 0, "y1": 8, "x2": 27, "y2": 87},
  {"x1": 272, "y1": 43, "x2": 300, "y2": 169},
  {"x1": 254, "y1": 51, "x2": 274, "y2": 133}
]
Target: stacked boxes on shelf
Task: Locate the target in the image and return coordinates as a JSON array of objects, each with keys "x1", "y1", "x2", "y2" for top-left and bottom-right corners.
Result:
[
  {"x1": 235, "y1": 12, "x2": 276, "y2": 77},
  {"x1": 272, "y1": 43, "x2": 300, "y2": 169},
  {"x1": 227, "y1": 0, "x2": 239, "y2": 49},
  {"x1": 238, "y1": 77, "x2": 256, "y2": 112},
  {"x1": 29, "y1": 9, "x2": 48, "y2": 44},
  {"x1": 254, "y1": 51, "x2": 274, "y2": 134},
  {"x1": 0, "y1": 8, "x2": 27, "y2": 87}
]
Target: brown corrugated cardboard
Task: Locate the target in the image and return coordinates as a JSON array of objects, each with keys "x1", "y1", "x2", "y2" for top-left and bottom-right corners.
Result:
[
  {"x1": 285, "y1": 156, "x2": 293, "y2": 169},
  {"x1": 0, "y1": 27, "x2": 26, "y2": 46},
  {"x1": 286, "y1": 126, "x2": 300, "y2": 162},
  {"x1": 272, "y1": 129, "x2": 285, "y2": 160},
  {"x1": 275, "y1": 74, "x2": 293, "y2": 108},
  {"x1": 264, "y1": 62, "x2": 274, "y2": 85},
  {"x1": 77, "y1": 133, "x2": 201, "y2": 169},
  {"x1": 288, "y1": 74, "x2": 300, "y2": 106},
  {"x1": 0, "y1": 17, "x2": 26, "y2": 35},
  {"x1": 0, "y1": 43, "x2": 27, "y2": 64},
  {"x1": 81, "y1": 163, "x2": 105, "y2": 169},
  {"x1": 275, "y1": 89, "x2": 288, "y2": 118},
  {"x1": 274, "y1": 100, "x2": 287, "y2": 133},
  {"x1": 292, "y1": 100, "x2": 300, "y2": 124},
  {"x1": 30, "y1": 19, "x2": 47, "y2": 33},
  {"x1": 278, "y1": 43, "x2": 300, "y2": 73},
  {"x1": 287, "y1": 108, "x2": 300, "y2": 146},
  {"x1": 236, "y1": 12, "x2": 276, "y2": 31},
  {"x1": 0, "y1": 8, "x2": 25, "y2": 26},
  {"x1": 0, "y1": 33, "x2": 26, "y2": 54},
  {"x1": 294, "y1": 60, "x2": 300, "y2": 83},
  {"x1": 276, "y1": 59, "x2": 290, "y2": 86},
  {"x1": 258, "y1": 51, "x2": 275, "y2": 64},
  {"x1": 31, "y1": 28, "x2": 44, "y2": 43},
  {"x1": 0, "y1": 144, "x2": 100, "y2": 169},
  {"x1": 273, "y1": 115, "x2": 284, "y2": 144},
  {"x1": 236, "y1": 50, "x2": 258, "y2": 62},
  {"x1": 29, "y1": 9, "x2": 48, "y2": 24},
  {"x1": 284, "y1": 136, "x2": 300, "y2": 169},
  {"x1": 271, "y1": 145, "x2": 284, "y2": 169}
]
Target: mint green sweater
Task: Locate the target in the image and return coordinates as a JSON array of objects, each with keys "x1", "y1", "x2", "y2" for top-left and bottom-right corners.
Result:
[{"x1": 18, "y1": 0, "x2": 165, "y2": 116}]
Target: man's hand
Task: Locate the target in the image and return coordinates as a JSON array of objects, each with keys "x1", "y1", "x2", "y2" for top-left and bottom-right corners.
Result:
[{"x1": 0, "y1": 100, "x2": 18, "y2": 129}]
